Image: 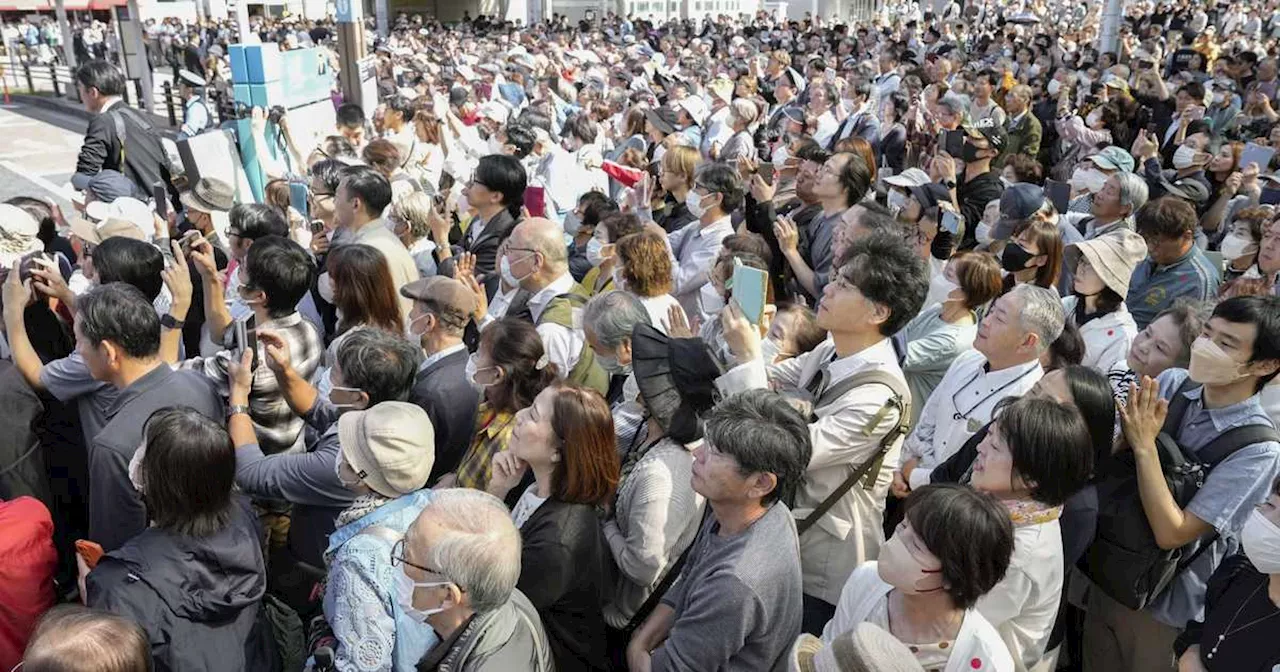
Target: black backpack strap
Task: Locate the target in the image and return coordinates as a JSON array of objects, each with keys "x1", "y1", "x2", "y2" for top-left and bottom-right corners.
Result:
[
  {"x1": 797, "y1": 370, "x2": 911, "y2": 537},
  {"x1": 1197, "y1": 424, "x2": 1280, "y2": 467},
  {"x1": 110, "y1": 108, "x2": 127, "y2": 166},
  {"x1": 1160, "y1": 377, "x2": 1200, "y2": 437}
]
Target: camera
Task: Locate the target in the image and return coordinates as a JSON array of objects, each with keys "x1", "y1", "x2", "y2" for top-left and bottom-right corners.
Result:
[{"x1": 268, "y1": 105, "x2": 287, "y2": 125}]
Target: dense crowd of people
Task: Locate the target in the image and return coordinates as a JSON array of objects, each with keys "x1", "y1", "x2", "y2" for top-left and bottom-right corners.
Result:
[{"x1": 6, "y1": 1, "x2": 1280, "y2": 671}]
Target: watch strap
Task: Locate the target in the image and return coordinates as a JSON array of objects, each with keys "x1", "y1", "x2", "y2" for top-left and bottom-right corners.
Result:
[{"x1": 228, "y1": 404, "x2": 250, "y2": 418}]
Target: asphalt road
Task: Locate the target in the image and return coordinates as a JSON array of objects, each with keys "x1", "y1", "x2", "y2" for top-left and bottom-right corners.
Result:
[{"x1": 0, "y1": 100, "x2": 90, "y2": 212}]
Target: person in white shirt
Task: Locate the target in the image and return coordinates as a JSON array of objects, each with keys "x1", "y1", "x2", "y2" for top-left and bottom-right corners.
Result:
[
  {"x1": 968, "y1": 396, "x2": 1095, "y2": 671},
  {"x1": 893, "y1": 284, "x2": 1065, "y2": 495},
  {"x1": 667, "y1": 163, "x2": 742, "y2": 326},
  {"x1": 475, "y1": 217, "x2": 604, "y2": 394},
  {"x1": 818, "y1": 484, "x2": 1017, "y2": 672},
  {"x1": 873, "y1": 50, "x2": 903, "y2": 108},
  {"x1": 700, "y1": 77, "x2": 735, "y2": 160},
  {"x1": 807, "y1": 81, "x2": 841, "y2": 150},
  {"x1": 717, "y1": 231, "x2": 929, "y2": 634},
  {"x1": 1061, "y1": 231, "x2": 1147, "y2": 372}
]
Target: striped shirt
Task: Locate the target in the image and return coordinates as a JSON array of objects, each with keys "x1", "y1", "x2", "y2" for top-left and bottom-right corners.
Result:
[{"x1": 183, "y1": 312, "x2": 324, "y2": 454}]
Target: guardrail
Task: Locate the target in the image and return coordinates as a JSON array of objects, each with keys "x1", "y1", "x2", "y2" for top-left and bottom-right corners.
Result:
[{"x1": 1, "y1": 61, "x2": 233, "y2": 128}]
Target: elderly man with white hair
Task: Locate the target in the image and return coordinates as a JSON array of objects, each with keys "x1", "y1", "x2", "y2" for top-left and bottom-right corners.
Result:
[
  {"x1": 1059, "y1": 171, "x2": 1149, "y2": 241},
  {"x1": 471, "y1": 217, "x2": 609, "y2": 395},
  {"x1": 401, "y1": 489, "x2": 554, "y2": 672},
  {"x1": 583, "y1": 289, "x2": 653, "y2": 447}
]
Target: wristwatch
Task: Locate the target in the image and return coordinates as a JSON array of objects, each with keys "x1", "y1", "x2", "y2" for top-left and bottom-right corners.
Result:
[
  {"x1": 942, "y1": 179, "x2": 957, "y2": 189},
  {"x1": 160, "y1": 314, "x2": 186, "y2": 330},
  {"x1": 228, "y1": 404, "x2": 250, "y2": 418}
]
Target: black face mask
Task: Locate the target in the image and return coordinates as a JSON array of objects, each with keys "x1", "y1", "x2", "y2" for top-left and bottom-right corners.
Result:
[
  {"x1": 962, "y1": 141, "x2": 983, "y2": 163},
  {"x1": 1001, "y1": 242, "x2": 1037, "y2": 273}
]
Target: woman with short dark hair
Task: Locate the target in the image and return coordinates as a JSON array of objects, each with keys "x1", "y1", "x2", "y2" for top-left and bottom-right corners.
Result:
[
  {"x1": 968, "y1": 396, "x2": 1095, "y2": 670},
  {"x1": 85, "y1": 407, "x2": 278, "y2": 672},
  {"x1": 485, "y1": 383, "x2": 620, "y2": 672},
  {"x1": 819, "y1": 484, "x2": 1016, "y2": 671}
]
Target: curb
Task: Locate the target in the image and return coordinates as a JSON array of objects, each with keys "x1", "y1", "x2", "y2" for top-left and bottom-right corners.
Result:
[
  {"x1": 8, "y1": 93, "x2": 94, "y2": 122},
  {"x1": 9, "y1": 92, "x2": 172, "y2": 128}
]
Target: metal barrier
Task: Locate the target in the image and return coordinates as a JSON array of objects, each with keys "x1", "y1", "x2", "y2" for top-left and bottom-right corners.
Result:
[{"x1": 5, "y1": 61, "x2": 192, "y2": 125}]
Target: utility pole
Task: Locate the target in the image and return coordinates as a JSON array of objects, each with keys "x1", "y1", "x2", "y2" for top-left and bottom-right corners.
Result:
[{"x1": 54, "y1": 0, "x2": 76, "y2": 72}]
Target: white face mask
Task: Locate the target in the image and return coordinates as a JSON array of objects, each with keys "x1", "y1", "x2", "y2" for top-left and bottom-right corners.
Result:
[
  {"x1": 500, "y1": 253, "x2": 533, "y2": 288},
  {"x1": 586, "y1": 236, "x2": 606, "y2": 266},
  {"x1": 1071, "y1": 166, "x2": 1109, "y2": 194},
  {"x1": 1242, "y1": 508, "x2": 1280, "y2": 574},
  {"x1": 1173, "y1": 145, "x2": 1200, "y2": 170},
  {"x1": 333, "y1": 450, "x2": 364, "y2": 488},
  {"x1": 1085, "y1": 108, "x2": 1103, "y2": 128},
  {"x1": 395, "y1": 565, "x2": 452, "y2": 623},
  {"x1": 887, "y1": 190, "x2": 908, "y2": 215},
  {"x1": 1047, "y1": 79, "x2": 1062, "y2": 97},
  {"x1": 686, "y1": 190, "x2": 708, "y2": 218},
  {"x1": 924, "y1": 273, "x2": 960, "y2": 308},
  {"x1": 760, "y1": 337, "x2": 792, "y2": 365},
  {"x1": 318, "y1": 272, "x2": 336, "y2": 305},
  {"x1": 975, "y1": 221, "x2": 994, "y2": 246},
  {"x1": 1220, "y1": 233, "x2": 1258, "y2": 262},
  {"x1": 771, "y1": 142, "x2": 791, "y2": 165},
  {"x1": 465, "y1": 354, "x2": 499, "y2": 393}
]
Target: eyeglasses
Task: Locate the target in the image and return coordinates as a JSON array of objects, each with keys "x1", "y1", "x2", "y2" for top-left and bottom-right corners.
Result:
[{"x1": 390, "y1": 538, "x2": 435, "y2": 573}]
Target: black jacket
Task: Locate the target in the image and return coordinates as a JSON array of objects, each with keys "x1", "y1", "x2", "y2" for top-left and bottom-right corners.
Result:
[
  {"x1": 517, "y1": 499, "x2": 610, "y2": 672},
  {"x1": 654, "y1": 197, "x2": 697, "y2": 234},
  {"x1": 75, "y1": 101, "x2": 173, "y2": 197},
  {"x1": 86, "y1": 497, "x2": 280, "y2": 672},
  {"x1": 442, "y1": 208, "x2": 518, "y2": 301},
  {"x1": 409, "y1": 347, "x2": 480, "y2": 484}
]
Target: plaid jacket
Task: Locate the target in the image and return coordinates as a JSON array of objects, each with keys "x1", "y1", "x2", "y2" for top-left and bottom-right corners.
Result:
[{"x1": 183, "y1": 312, "x2": 324, "y2": 454}]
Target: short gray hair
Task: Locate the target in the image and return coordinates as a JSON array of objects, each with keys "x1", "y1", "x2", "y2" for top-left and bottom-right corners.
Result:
[
  {"x1": 583, "y1": 290, "x2": 652, "y2": 349},
  {"x1": 336, "y1": 328, "x2": 423, "y2": 405},
  {"x1": 1113, "y1": 172, "x2": 1149, "y2": 216},
  {"x1": 422, "y1": 489, "x2": 522, "y2": 614},
  {"x1": 938, "y1": 93, "x2": 968, "y2": 115},
  {"x1": 1009, "y1": 284, "x2": 1066, "y2": 353}
]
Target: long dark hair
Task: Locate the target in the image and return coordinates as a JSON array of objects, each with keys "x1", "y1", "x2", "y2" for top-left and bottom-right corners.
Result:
[
  {"x1": 326, "y1": 244, "x2": 404, "y2": 336},
  {"x1": 479, "y1": 318, "x2": 558, "y2": 413}
]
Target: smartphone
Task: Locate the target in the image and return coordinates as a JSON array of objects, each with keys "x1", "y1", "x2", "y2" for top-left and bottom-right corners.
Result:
[
  {"x1": 152, "y1": 181, "x2": 168, "y2": 219},
  {"x1": 234, "y1": 318, "x2": 258, "y2": 370},
  {"x1": 757, "y1": 162, "x2": 776, "y2": 186},
  {"x1": 730, "y1": 257, "x2": 769, "y2": 327},
  {"x1": 75, "y1": 539, "x2": 105, "y2": 569},
  {"x1": 310, "y1": 219, "x2": 327, "y2": 234},
  {"x1": 1242, "y1": 142, "x2": 1277, "y2": 173},
  {"x1": 940, "y1": 210, "x2": 960, "y2": 235},
  {"x1": 1045, "y1": 178, "x2": 1072, "y2": 214},
  {"x1": 179, "y1": 230, "x2": 209, "y2": 256},
  {"x1": 524, "y1": 186, "x2": 547, "y2": 218},
  {"x1": 942, "y1": 129, "x2": 965, "y2": 158}
]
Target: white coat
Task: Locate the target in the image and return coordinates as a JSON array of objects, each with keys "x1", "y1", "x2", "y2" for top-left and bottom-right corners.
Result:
[
  {"x1": 1061, "y1": 296, "x2": 1138, "y2": 373},
  {"x1": 823, "y1": 563, "x2": 1015, "y2": 672}
]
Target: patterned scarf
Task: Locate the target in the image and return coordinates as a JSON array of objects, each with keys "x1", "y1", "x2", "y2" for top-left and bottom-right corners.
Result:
[
  {"x1": 324, "y1": 492, "x2": 394, "y2": 567},
  {"x1": 1004, "y1": 498, "x2": 1063, "y2": 528}
]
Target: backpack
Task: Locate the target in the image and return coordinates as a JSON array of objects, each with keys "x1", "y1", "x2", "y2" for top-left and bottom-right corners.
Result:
[{"x1": 1084, "y1": 377, "x2": 1280, "y2": 610}]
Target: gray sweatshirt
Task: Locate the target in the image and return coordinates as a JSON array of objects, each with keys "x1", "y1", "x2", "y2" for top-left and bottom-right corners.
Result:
[{"x1": 653, "y1": 502, "x2": 803, "y2": 672}]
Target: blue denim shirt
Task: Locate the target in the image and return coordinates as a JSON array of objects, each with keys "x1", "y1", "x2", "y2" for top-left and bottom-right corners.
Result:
[
  {"x1": 1126, "y1": 247, "x2": 1221, "y2": 330},
  {"x1": 322, "y1": 490, "x2": 437, "y2": 672},
  {"x1": 1146, "y1": 369, "x2": 1280, "y2": 628}
]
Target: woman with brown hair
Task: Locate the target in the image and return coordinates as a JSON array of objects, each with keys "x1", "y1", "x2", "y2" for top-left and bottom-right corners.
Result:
[
  {"x1": 361, "y1": 138, "x2": 417, "y2": 204},
  {"x1": 316, "y1": 244, "x2": 406, "y2": 399},
  {"x1": 444, "y1": 318, "x2": 559, "y2": 492},
  {"x1": 833, "y1": 136, "x2": 878, "y2": 186},
  {"x1": 486, "y1": 383, "x2": 620, "y2": 672},
  {"x1": 410, "y1": 109, "x2": 447, "y2": 193},
  {"x1": 1003, "y1": 216, "x2": 1064, "y2": 292},
  {"x1": 615, "y1": 229, "x2": 687, "y2": 331}
]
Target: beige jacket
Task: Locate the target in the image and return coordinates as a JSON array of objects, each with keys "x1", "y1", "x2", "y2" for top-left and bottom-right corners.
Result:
[
  {"x1": 352, "y1": 219, "x2": 421, "y2": 319},
  {"x1": 715, "y1": 337, "x2": 908, "y2": 605}
]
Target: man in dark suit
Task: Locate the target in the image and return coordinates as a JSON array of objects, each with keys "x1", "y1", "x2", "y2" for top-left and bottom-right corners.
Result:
[
  {"x1": 400, "y1": 277, "x2": 480, "y2": 484},
  {"x1": 438, "y1": 154, "x2": 525, "y2": 300},
  {"x1": 71, "y1": 60, "x2": 171, "y2": 199}
]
